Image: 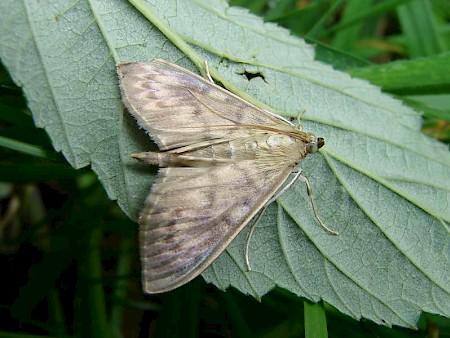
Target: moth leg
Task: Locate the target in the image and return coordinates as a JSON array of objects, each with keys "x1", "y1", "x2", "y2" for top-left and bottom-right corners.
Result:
[
  {"x1": 245, "y1": 205, "x2": 269, "y2": 271},
  {"x1": 203, "y1": 61, "x2": 214, "y2": 83},
  {"x1": 297, "y1": 173, "x2": 340, "y2": 236},
  {"x1": 262, "y1": 170, "x2": 305, "y2": 209},
  {"x1": 245, "y1": 170, "x2": 339, "y2": 271},
  {"x1": 245, "y1": 170, "x2": 309, "y2": 271},
  {"x1": 245, "y1": 170, "x2": 339, "y2": 269}
]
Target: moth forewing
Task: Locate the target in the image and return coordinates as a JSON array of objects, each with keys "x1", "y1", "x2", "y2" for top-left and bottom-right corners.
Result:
[{"x1": 117, "y1": 59, "x2": 332, "y2": 294}]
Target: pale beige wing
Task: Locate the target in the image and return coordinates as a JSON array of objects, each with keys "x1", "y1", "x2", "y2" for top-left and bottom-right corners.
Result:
[
  {"x1": 140, "y1": 159, "x2": 293, "y2": 293},
  {"x1": 117, "y1": 59, "x2": 294, "y2": 150}
]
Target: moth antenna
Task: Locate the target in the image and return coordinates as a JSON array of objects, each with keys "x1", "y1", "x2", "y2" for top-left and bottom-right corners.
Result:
[
  {"x1": 204, "y1": 61, "x2": 214, "y2": 83},
  {"x1": 295, "y1": 109, "x2": 306, "y2": 131}
]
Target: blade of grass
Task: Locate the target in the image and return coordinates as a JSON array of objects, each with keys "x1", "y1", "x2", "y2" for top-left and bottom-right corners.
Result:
[
  {"x1": 306, "y1": 0, "x2": 345, "y2": 39},
  {"x1": 347, "y1": 52, "x2": 450, "y2": 94},
  {"x1": 78, "y1": 227, "x2": 113, "y2": 337},
  {"x1": 397, "y1": 0, "x2": 447, "y2": 57},
  {"x1": 111, "y1": 236, "x2": 133, "y2": 338},
  {"x1": 322, "y1": 0, "x2": 414, "y2": 36},
  {"x1": 402, "y1": 96, "x2": 450, "y2": 122},
  {"x1": 304, "y1": 301, "x2": 328, "y2": 338},
  {"x1": 332, "y1": 0, "x2": 374, "y2": 51},
  {"x1": 0, "y1": 136, "x2": 59, "y2": 161}
]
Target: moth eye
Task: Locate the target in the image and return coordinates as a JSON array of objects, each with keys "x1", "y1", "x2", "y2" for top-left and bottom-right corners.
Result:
[
  {"x1": 317, "y1": 137, "x2": 325, "y2": 149},
  {"x1": 306, "y1": 142, "x2": 319, "y2": 154}
]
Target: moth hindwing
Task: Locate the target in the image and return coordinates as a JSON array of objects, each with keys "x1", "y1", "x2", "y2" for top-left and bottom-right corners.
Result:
[{"x1": 116, "y1": 59, "x2": 331, "y2": 293}]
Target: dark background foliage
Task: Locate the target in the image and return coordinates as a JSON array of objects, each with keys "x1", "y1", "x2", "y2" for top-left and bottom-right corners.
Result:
[{"x1": 0, "y1": 0, "x2": 449, "y2": 337}]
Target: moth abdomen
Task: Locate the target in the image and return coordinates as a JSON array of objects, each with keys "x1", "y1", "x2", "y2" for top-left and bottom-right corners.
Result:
[
  {"x1": 131, "y1": 151, "x2": 167, "y2": 166},
  {"x1": 132, "y1": 151, "x2": 231, "y2": 167}
]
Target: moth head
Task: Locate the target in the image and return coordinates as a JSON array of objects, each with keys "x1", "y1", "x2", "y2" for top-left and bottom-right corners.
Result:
[{"x1": 305, "y1": 136, "x2": 325, "y2": 154}]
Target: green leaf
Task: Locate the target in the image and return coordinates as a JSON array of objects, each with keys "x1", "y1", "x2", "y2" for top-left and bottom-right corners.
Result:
[
  {"x1": 347, "y1": 52, "x2": 450, "y2": 94},
  {"x1": 0, "y1": 0, "x2": 449, "y2": 329}
]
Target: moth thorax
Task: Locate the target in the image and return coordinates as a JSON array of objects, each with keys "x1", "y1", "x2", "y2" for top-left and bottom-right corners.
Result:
[{"x1": 265, "y1": 134, "x2": 295, "y2": 148}]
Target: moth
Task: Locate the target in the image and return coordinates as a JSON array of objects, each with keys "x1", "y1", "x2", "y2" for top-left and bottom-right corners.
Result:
[{"x1": 116, "y1": 59, "x2": 338, "y2": 293}]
